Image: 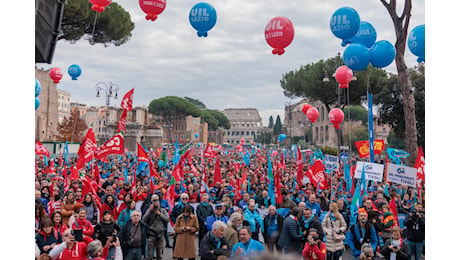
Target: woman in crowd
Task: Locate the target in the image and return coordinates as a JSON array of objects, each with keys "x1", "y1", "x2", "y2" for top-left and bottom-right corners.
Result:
[
  {"x1": 381, "y1": 226, "x2": 411, "y2": 260},
  {"x1": 117, "y1": 199, "x2": 136, "y2": 227},
  {"x1": 35, "y1": 218, "x2": 62, "y2": 255},
  {"x1": 36, "y1": 202, "x2": 47, "y2": 232},
  {"x1": 60, "y1": 191, "x2": 79, "y2": 226},
  {"x1": 82, "y1": 193, "x2": 99, "y2": 225},
  {"x1": 322, "y1": 202, "x2": 347, "y2": 260},
  {"x1": 173, "y1": 204, "x2": 199, "y2": 260},
  {"x1": 50, "y1": 211, "x2": 68, "y2": 236},
  {"x1": 186, "y1": 183, "x2": 199, "y2": 203},
  {"x1": 101, "y1": 194, "x2": 118, "y2": 220},
  {"x1": 71, "y1": 207, "x2": 95, "y2": 237},
  {"x1": 93, "y1": 211, "x2": 121, "y2": 250},
  {"x1": 117, "y1": 192, "x2": 134, "y2": 214}
]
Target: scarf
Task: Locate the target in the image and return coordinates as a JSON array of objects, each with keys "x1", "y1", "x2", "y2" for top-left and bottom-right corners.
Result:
[
  {"x1": 38, "y1": 230, "x2": 55, "y2": 242},
  {"x1": 391, "y1": 238, "x2": 403, "y2": 248},
  {"x1": 302, "y1": 215, "x2": 314, "y2": 229},
  {"x1": 210, "y1": 233, "x2": 222, "y2": 249},
  {"x1": 267, "y1": 214, "x2": 278, "y2": 237},
  {"x1": 330, "y1": 212, "x2": 337, "y2": 222},
  {"x1": 201, "y1": 202, "x2": 209, "y2": 207},
  {"x1": 82, "y1": 200, "x2": 92, "y2": 207}
]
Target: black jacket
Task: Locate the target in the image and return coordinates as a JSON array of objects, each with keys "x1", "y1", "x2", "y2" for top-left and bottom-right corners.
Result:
[
  {"x1": 196, "y1": 203, "x2": 214, "y2": 227},
  {"x1": 199, "y1": 232, "x2": 231, "y2": 260},
  {"x1": 277, "y1": 215, "x2": 304, "y2": 251},
  {"x1": 263, "y1": 212, "x2": 284, "y2": 243},
  {"x1": 118, "y1": 219, "x2": 148, "y2": 256},
  {"x1": 403, "y1": 212, "x2": 425, "y2": 242},
  {"x1": 299, "y1": 215, "x2": 324, "y2": 241},
  {"x1": 170, "y1": 203, "x2": 195, "y2": 224},
  {"x1": 93, "y1": 221, "x2": 121, "y2": 246}
]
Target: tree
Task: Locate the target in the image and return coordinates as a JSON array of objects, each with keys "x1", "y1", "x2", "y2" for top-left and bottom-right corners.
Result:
[
  {"x1": 374, "y1": 64, "x2": 424, "y2": 150},
  {"x1": 148, "y1": 96, "x2": 201, "y2": 143},
  {"x1": 184, "y1": 97, "x2": 207, "y2": 110},
  {"x1": 380, "y1": 0, "x2": 419, "y2": 165},
  {"x1": 273, "y1": 115, "x2": 282, "y2": 135},
  {"x1": 59, "y1": 0, "x2": 134, "y2": 46},
  {"x1": 386, "y1": 131, "x2": 407, "y2": 150},
  {"x1": 202, "y1": 109, "x2": 231, "y2": 131},
  {"x1": 56, "y1": 110, "x2": 88, "y2": 143},
  {"x1": 343, "y1": 105, "x2": 368, "y2": 123},
  {"x1": 268, "y1": 116, "x2": 274, "y2": 128},
  {"x1": 280, "y1": 54, "x2": 388, "y2": 148}
]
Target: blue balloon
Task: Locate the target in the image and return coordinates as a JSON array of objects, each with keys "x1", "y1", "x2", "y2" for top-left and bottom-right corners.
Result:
[
  {"x1": 343, "y1": 43, "x2": 370, "y2": 71},
  {"x1": 35, "y1": 78, "x2": 41, "y2": 97},
  {"x1": 158, "y1": 160, "x2": 164, "y2": 168},
  {"x1": 195, "y1": 133, "x2": 199, "y2": 138},
  {"x1": 35, "y1": 97, "x2": 40, "y2": 111},
  {"x1": 330, "y1": 7, "x2": 361, "y2": 40},
  {"x1": 342, "y1": 21, "x2": 377, "y2": 48},
  {"x1": 278, "y1": 134, "x2": 287, "y2": 142},
  {"x1": 408, "y1": 25, "x2": 425, "y2": 63},
  {"x1": 68, "y1": 64, "x2": 82, "y2": 80},
  {"x1": 189, "y1": 2, "x2": 217, "y2": 37},
  {"x1": 370, "y1": 40, "x2": 396, "y2": 68}
]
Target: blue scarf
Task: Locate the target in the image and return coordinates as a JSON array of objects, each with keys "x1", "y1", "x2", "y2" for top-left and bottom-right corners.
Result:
[
  {"x1": 210, "y1": 233, "x2": 222, "y2": 248},
  {"x1": 330, "y1": 212, "x2": 337, "y2": 222},
  {"x1": 302, "y1": 215, "x2": 314, "y2": 229}
]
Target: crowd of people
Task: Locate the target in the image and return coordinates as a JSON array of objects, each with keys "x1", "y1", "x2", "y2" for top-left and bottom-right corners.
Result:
[{"x1": 34, "y1": 144, "x2": 425, "y2": 260}]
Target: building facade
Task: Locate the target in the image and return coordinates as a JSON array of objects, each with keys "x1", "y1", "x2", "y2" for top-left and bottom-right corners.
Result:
[
  {"x1": 222, "y1": 108, "x2": 263, "y2": 145},
  {"x1": 35, "y1": 67, "x2": 59, "y2": 141},
  {"x1": 57, "y1": 89, "x2": 71, "y2": 123}
]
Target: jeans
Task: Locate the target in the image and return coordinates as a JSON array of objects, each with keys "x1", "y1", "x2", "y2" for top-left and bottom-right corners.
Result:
[
  {"x1": 326, "y1": 249, "x2": 343, "y2": 260},
  {"x1": 406, "y1": 239, "x2": 424, "y2": 260},
  {"x1": 124, "y1": 247, "x2": 143, "y2": 260}
]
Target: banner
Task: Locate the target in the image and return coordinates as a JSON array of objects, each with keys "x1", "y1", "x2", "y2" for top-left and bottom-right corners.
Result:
[
  {"x1": 35, "y1": 141, "x2": 50, "y2": 157},
  {"x1": 386, "y1": 163, "x2": 417, "y2": 187},
  {"x1": 306, "y1": 160, "x2": 328, "y2": 190},
  {"x1": 324, "y1": 155, "x2": 339, "y2": 172},
  {"x1": 95, "y1": 133, "x2": 124, "y2": 159},
  {"x1": 386, "y1": 148, "x2": 410, "y2": 164},
  {"x1": 354, "y1": 140, "x2": 385, "y2": 158},
  {"x1": 354, "y1": 161, "x2": 384, "y2": 182}
]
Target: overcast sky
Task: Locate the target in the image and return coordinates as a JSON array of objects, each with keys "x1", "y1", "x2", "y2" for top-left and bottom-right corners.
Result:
[{"x1": 37, "y1": 0, "x2": 425, "y2": 126}]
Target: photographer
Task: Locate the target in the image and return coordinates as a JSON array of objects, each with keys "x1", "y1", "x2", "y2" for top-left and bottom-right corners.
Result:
[
  {"x1": 301, "y1": 229, "x2": 327, "y2": 260},
  {"x1": 48, "y1": 228, "x2": 94, "y2": 260},
  {"x1": 142, "y1": 194, "x2": 170, "y2": 260},
  {"x1": 381, "y1": 226, "x2": 410, "y2": 260},
  {"x1": 359, "y1": 243, "x2": 375, "y2": 260},
  {"x1": 403, "y1": 203, "x2": 425, "y2": 260}
]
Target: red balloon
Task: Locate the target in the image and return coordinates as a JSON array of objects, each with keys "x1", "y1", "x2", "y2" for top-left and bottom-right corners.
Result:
[
  {"x1": 302, "y1": 104, "x2": 313, "y2": 115},
  {"x1": 329, "y1": 108, "x2": 344, "y2": 129},
  {"x1": 306, "y1": 107, "x2": 319, "y2": 123},
  {"x1": 264, "y1": 17, "x2": 295, "y2": 55},
  {"x1": 49, "y1": 67, "x2": 63, "y2": 83},
  {"x1": 139, "y1": 0, "x2": 166, "y2": 21},
  {"x1": 89, "y1": 0, "x2": 112, "y2": 13},
  {"x1": 334, "y1": 65, "x2": 354, "y2": 88}
]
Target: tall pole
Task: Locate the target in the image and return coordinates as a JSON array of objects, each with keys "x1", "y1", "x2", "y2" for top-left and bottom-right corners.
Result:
[{"x1": 96, "y1": 82, "x2": 119, "y2": 143}]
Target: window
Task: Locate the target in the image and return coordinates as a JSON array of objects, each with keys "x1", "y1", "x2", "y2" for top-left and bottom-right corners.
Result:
[
  {"x1": 325, "y1": 126, "x2": 329, "y2": 141},
  {"x1": 241, "y1": 132, "x2": 244, "y2": 136},
  {"x1": 246, "y1": 131, "x2": 250, "y2": 136},
  {"x1": 232, "y1": 131, "x2": 234, "y2": 136}
]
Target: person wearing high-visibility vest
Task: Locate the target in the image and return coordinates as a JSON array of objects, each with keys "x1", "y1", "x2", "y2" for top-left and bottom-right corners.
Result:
[{"x1": 380, "y1": 204, "x2": 396, "y2": 244}]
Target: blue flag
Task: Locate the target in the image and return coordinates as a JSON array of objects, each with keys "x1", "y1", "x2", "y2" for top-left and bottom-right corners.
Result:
[
  {"x1": 64, "y1": 141, "x2": 69, "y2": 166},
  {"x1": 344, "y1": 160, "x2": 352, "y2": 192},
  {"x1": 172, "y1": 141, "x2": 180, "y2": 165},
  {"x1": 267, "y1": 157, "x2": 276, "y2": 205},
  {"x1": 350, "y1": 163, "x2": 366, "y2": 225}
]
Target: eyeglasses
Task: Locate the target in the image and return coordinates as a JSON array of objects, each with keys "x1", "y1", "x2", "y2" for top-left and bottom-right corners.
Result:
[{"x1": 181, "y1": 198, "x2": 188, "y2": 201}]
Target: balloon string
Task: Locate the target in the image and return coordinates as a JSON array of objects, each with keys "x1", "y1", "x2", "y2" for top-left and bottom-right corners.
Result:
[
  {"x1": 91, "y1": 12, "x2": 99, "y2": 39},
  {"x1": 347, "y1": 87, "x2": 352, "y2": 152}
]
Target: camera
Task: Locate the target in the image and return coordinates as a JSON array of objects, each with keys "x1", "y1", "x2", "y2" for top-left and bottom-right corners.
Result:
[
  {"x1": 153, "y1": 205, "x2": 159, "y2": 210},
  {"x1": 71, "y1": 229, "x2": 83, "y2": 242},
  {"x1": 112, "y1": 232, "x2": 117, "y2": 241}
]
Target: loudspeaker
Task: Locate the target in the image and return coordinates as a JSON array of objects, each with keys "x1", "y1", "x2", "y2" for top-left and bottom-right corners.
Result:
[{"x1": 35, "y1": 0, "x2": 65, "y2": 64}]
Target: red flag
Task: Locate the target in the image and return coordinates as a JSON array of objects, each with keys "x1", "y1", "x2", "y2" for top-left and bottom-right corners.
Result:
[
  {"x1": 117, "y1": 109, "x2": 128, "y2": 133},
  {"x1": 70, "y1": 166, "x2": 79, "y2": 182},
  {"x1": 120, "y1": 88, "x2": 134, "y2": 111},
  {"x1": 389, "y1": 197, "x2": 400, "y2": 226},
  {"x1": 165, "y1": 182, "x2": 176, "y2": 214},
  {"x1": 149, "y1": 161, "x2": 160, "y2": 179},
  {"x1": 95, "y1": 132, "x2": 124, "y2": 160},
  {"x1": 137, "y1": 143, "x2": 149, "y2": 163},
  {"x1": 130, "y1": 170, "x2": 137, "y2": 193},
  {"x1": 296, "y1": 148, "x2": 304, "y2": 185},
  {"x1": 203, "y1": 144, "x2": 217, "y2": 158},
  {"x1": 76, "y1": 128, "x2": 97, "y2": 170},
  {"x1": 35, "y1": 141, "x2": 50, "y2": 158},
  {"x1": 93, "y1": 162, "x2": 101, "y2": 185},
  {"x1": 306, "y1": 160, "x2": 328, "y2": 190},
  {"x1": 213, "y1": 155, "x2": 222, "y2": 185},
  {"x1": 275, "y1": 162, "x2": 283, "y2": 204},
  {"x1": 414, "y1": 147, "x2": 425, "y2": 183}
]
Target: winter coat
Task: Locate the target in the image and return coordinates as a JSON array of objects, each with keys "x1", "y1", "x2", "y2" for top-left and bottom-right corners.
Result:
[
  {"x1": 60, "y1": 200, "x2": 78, "y2": 225},
  {"x1": 243, "y1": 208, "x2": 264, "y2": 234},
  {"x1": 200, "y1": 232, "x2": 231, "y2": 260},
  {"x1": 346, "y1": 222, "x2": 379, "y2": 257},
  {"x1": 321, "y1": 212, "x2": 347, "y2": 252},
  {"x1": 277, "y1": 215, "x2": 304, "y2": 252},
  {"x1": 223, "y1": 224, "x2": 239, "y2": 250},
  {"x1": 101, "y1": 203, "x2": 119, "y2": 220},
  {"x1": 93, "y1": 221, "x2": 121, "y2": 246},
  {"x1": 306, "y1": 201, "x2": 322, "y2": 218},
  {"x1": 35, "y1": 229, "x2": 62, "y2": 255},
  {"x1": 173, "y1": 213, "x2": 200, "y2": 258},
  {"x1": 196, "y1": 202, "x2": 214, "y2": 228},
  {"x1": 230, "y1": 238, "x2": 265, "y2": 258},
  {"x1": 302, "y1": 241, "x2": 327, "y2": 260},
  {"x1": 263, "y1": 212, "x2": 284, "y2": 244},
  {"x1": 118, "y1": 219, "x2": 148, "y2": 256},
  {"x1": 403, "y1": 212, "x2": 425, "y2": 242},
  {"x1": 381, "y1": 238, "x2": 411, "y2": 260},
  {"x1": 117, "y1": 208, "x2": 133, "y2": 228},
  {"x1": 142, "y1": 207, "x2": 169, "y2": 236},
  {"x1": 170, "y1": 203, "x2": 195, "y2": 224},
  {"x1": 300, "y1": 215, "x2": 324, "y2": 241},
  {"x1": 72, "y1": 217, "x2": 95, "y2": 237}
]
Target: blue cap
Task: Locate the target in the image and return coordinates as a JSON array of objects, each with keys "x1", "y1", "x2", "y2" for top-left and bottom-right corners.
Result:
[
  {"x1": 299, "y1": 190, "x2": 305, "y2": 195},
  {"x1": 226, "y1": 186, "x2": 233, "y2": 191},
  {"x1": 216, "y1": 203, "x2": 223, "y2": 208},
  {"x1": 347, "y1": 194, "x2": 353, "y2": 198},
  {"x1": 210, "y1": 188, "x2": 217, "y2": 194},
  {"x1": 249, "y1": 191, "x2": 255, "y2": 195}
]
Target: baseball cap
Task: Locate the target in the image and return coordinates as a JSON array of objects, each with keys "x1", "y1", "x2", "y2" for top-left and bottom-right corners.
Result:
[
  {"x1": 226, "y1": 186, "x2": 233, "y2": 191},
  {"x1": 210, "y1": 188, "x2": 217, "y2": 194}
]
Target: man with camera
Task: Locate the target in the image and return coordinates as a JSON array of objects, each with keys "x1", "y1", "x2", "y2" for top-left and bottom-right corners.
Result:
[
  {"x1": 118, "y1": 210, "x2": 148, "y2": 260},
  {"x1": 48, "y1": 228, "x2": 94, "y2": 260},
  {"x1": 347, "y1": 208, "x2": 378, "y2": 260},
  {"x1": 403, "y1": 203, "x2": 425, "y2": 260},
  {"x1": 142, "y1": 194, "x2": 170, "y2": 260},
  {"x1": 301, "y1": 228, "x2": 327, "y2": 260}
]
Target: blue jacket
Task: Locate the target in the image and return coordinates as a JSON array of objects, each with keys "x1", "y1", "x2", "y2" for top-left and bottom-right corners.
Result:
[
  {"x1": 243, "y1": 208, "x2": 264, "y2": 233},
  {"x1": 346, "y1": 222, "x2": 378, "y2": 257},
  {"x1": 230, "y1": 238, "x2": 265, "y2": 257},
  {"x1": 306, "y1": 201, "x2": 322, "y2": 218},
  {"x1": 117, "y1": 208, "x2": 133, "y2": 228},
  {"x1": 205, "y1": 214, "x2": 229, "y2": 231}
]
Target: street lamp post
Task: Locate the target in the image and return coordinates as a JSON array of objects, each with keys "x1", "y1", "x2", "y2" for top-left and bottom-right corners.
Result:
[{"x1": 95, "y1": 82, "x2": 119, "y2": 143}]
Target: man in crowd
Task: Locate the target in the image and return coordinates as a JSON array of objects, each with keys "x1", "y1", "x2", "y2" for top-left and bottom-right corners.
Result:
[
  {"x1": 263, "y1": 205, "x2": 284, "y2": 253},
  {"x1": 231, "y1": 226, "x2": 265, "y2": 258},
  {"x1": 403, "y1": 203, "x2": 425, "y2": 260},
  {"x1": 243, "y1": 200, "x2": 264, "y2": 241},
  {"x1": 119, "y1": 210, "x2": 148, "y2": 259},
  {"x1": 306, "y1": 194, "x2": 322, "y2": 218},
  {"x1": 278, "y1": 207, "x2": 305, "y2": 255},
  {"x1": 347, "y1": 208, "x2": 378, "y2": 260},
  {"x1": 206, "y1": 203, "x2": 229, "y2": 232},
  {"x1": 142, "y1": 194, "x2": 170, "y2": 260},
  {"x1": 199, "y1": 220, "x2": 231, "y2": 260},
  {"x1": 196, "y1": 193, "x2": 214, "y2": 247}
]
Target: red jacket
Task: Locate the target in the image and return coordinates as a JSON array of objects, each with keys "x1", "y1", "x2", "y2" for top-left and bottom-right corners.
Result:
[
  {"x1": 71, "y1": 218, "x2": 94, "y2": 237},
  {"x1": 101, "y1": 203, "x2": 119, "y2": 220},
  {"x1": 302, "y1": 242, "x2": 327, "y2": 260},
  {"x1": 54, "y1": 235, "x2": 93, "y2": 260}
]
